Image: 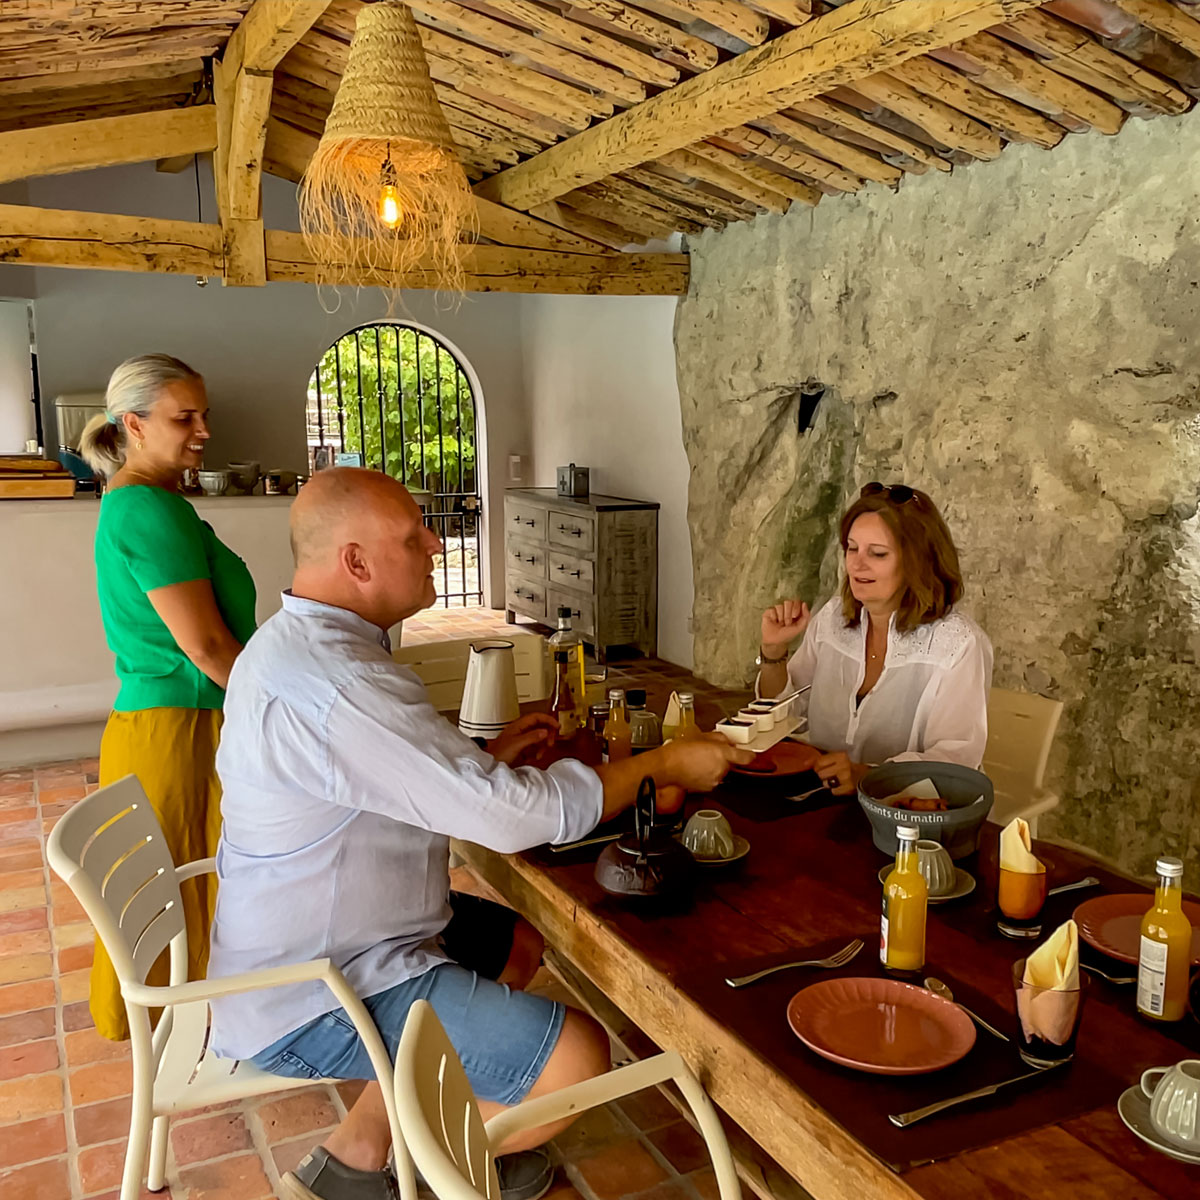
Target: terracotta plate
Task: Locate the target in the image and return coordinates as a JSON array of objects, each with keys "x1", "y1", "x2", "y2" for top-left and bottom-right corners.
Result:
[
  {"x1": 787, "y1": 977, "x2": 976, "y2": 1075},
  {"x1": 730, "y1": 740, "x2": 821, "y2": 778},
  {"x1": 1073, "y1": 894, "x2": 1200, "y2": 966}
]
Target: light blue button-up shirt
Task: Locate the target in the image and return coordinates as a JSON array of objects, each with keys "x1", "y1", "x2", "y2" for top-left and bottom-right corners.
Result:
[{"x1": 207, "y1": 593, "x2": 603, "y2": 1059}]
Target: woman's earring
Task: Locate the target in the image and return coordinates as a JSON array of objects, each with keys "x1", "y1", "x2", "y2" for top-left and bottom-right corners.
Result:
[{"x1": 136, "y1": 440, "x2": 144, "y2": 452}]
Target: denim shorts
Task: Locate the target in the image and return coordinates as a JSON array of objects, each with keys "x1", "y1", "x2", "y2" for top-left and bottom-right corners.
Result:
[{"x1": 247, "y1": 895, "x2": 565, "y2": 1106}]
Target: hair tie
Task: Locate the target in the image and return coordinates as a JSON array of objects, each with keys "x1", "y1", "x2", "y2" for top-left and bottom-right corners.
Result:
[{"x1": 106, "y1": 412, "x2": 119, "y2": 426}]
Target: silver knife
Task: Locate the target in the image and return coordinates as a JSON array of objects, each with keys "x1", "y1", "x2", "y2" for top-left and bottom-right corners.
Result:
[{"x1": 889, "y1": 1062, "x2": 1066, "y2": 1128}]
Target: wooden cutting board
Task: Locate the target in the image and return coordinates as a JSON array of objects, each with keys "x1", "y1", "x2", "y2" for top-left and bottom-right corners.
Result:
[{"x1": 0, "y1": 477, "x2": 76, "y2": 499}]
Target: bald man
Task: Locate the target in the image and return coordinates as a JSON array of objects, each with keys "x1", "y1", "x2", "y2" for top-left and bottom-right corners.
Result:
[{"x1": 207, "y1": 469, "x2": 749, "y2": 1200}]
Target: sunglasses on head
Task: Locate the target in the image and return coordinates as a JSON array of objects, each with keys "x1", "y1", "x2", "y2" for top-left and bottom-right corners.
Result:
[{"x1": 861, "y1": 481, "x2": 917, "y2": 505}]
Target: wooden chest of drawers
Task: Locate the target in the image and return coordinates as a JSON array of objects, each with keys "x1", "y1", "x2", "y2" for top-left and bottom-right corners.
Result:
[{"x1": 503, "y1": 488, "x2": 658, "y2": 662}]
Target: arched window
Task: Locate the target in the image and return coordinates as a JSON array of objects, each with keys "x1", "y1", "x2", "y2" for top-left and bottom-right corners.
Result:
[{"x1": 306, "y1": 323, "x2": 482, "y2": 607}]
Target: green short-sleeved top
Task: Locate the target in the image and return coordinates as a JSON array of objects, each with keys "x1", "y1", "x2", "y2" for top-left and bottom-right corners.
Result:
[{"x1": 94, "y1": 486, "x2": 258, "y2": 712}]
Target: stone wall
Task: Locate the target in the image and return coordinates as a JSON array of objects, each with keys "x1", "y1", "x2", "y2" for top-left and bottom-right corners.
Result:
[{"x1": 676, "y1": 115, "x2": 1200, "y2": 883}]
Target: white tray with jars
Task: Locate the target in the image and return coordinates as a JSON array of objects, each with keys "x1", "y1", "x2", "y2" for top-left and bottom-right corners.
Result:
[{"x1": 715, "y1": 687, "x2": 810, "y2": 753}]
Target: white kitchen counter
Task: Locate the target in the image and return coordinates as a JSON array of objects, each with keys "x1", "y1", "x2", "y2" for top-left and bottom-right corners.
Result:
[{"x1": 0, "y1": 492, "x2": 296, "y2": 766}]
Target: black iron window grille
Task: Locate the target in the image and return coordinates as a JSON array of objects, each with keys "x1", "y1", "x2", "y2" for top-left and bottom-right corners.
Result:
[{"x1": 306, "y1": 323, "x2": 483, "y2": 608}]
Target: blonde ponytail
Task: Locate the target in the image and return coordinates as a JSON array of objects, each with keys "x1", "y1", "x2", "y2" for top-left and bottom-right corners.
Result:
[{"x1": 79, "y1": 353, "x2": 201, "y2": 478}]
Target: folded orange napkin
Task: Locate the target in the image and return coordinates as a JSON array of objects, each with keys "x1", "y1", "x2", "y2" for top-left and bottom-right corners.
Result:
[{"x1": 1017, "y1": 920, "x2": 1081, "y2": 1045}]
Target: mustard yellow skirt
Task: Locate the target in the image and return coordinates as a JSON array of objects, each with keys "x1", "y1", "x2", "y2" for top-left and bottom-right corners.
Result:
[{"x1": 89, "y1": 708, "x2": 224, "y2": 1041}]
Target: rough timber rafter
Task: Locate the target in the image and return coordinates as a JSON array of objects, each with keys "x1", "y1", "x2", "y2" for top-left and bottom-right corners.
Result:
[
  {"x1": 0, "y1": 205, "x2": 681, "y2": 294},
  {"x1": 0, "y1": 107, "x2": 216, "y2": 185},
  {"x1": 472, "y1": 0, "x2": 1051, "y2": 211}
]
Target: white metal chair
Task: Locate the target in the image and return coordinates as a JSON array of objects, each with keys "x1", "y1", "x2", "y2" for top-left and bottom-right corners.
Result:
[
  {"x1": 983, "y1": 687, "x2": 1064, "y2": 833},
  {"x1": 394, "y1": 999, "x2": 741, "y2": 1200},
  {"x1": 46, "y1": 775, "x2": 416, "y2": 1200},
  {"x1": 394, "y1": 632, "x2": 549, "y2": 712}
]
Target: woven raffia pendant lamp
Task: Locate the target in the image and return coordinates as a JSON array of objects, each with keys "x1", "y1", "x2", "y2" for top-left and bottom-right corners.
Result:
[{"x1": 299, "y1": 0, "x2": 475, "y2": 295}]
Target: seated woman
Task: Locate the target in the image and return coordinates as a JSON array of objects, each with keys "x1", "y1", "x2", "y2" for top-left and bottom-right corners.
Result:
[{"x1": 757, "y1": 483, "x2": 992, "y2": 795}]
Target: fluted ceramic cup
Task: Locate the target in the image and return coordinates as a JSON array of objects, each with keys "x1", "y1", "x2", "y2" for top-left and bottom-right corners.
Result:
[
  {"x1": 915, "y1": 840, "x2": 956, "y2": 897},
  {"x1": 682, "y1": 810, "x2": 736, "y2": 861},
  {"x1": 1141, "y1": 1060, "x2": 1200, "y2": 1152}
]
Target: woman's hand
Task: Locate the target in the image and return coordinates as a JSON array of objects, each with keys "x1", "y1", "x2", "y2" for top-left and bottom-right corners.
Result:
[
  {"x1": 761, "y1": 599, "x2": 811, "y2": 656},
  {"x1": 488, "y1": 713, "x2": 557, "y2": 766},
  {"x1": 813, "y1": 751, "x2": 869, "y2": 796}
]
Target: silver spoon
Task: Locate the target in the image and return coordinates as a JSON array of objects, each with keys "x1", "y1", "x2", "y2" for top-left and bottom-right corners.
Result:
[
  {"x1": 1047, "y1": 876, "x2": 1100, "y2": 898},
  {"x1": 924, "y1": 977, "x2": 1010, "y2": 1042},
  {"x1": 1081, "y1": 962, "x2": 1137, "y2": 985}
]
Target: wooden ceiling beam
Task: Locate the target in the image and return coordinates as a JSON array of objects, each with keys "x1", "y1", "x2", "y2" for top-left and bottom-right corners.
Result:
[
  {"x1": 623, "y1": 165, "x2": 755, "y2": 221},
  {"x1": 0, "y1": 203, "x2": 678, "y2": 293},
  {"x1": 934, "y1": 32, "x2": 1125, "y2": 134},
  {"x1": 405, "y1": 0, "x2": 647, "y2": 105},
  {"x1": 852, "y1": 72, "x2": 1004, "y2": 159},
  {"x1": 227, "y1": 70, "x2": 274, "y2": 220},
  {"x1": 1111, "y1": 0, "x2": 1200, "y2": 58},
  {"x1": 561, "y1": 0, "x2": 720, "y2": 71},
  {"x1": 0, "y1": 106, "x2": 216, "y2": 185},
  {"x1": 715, "y1": 124, "x2": 865, "y2": 192},
  {"x1": 648, "y1": 0, "x2": 770, "y2": 46},
  {"x1": 527, "y1": 200, "x2": 647, "y2": 249},
  {"x1": 889, "y1": 56, "x2": 1065, "y2": 148},
  {"x1": 223, "y1": 0, "x2": 333, "y2": 76},
  {"x1": 687, "y1": 141, "x2": 821, "y2": 206},
  {"x1": 788, "y1": 95, "x2": 951, "y2": 172},
  {"x1": 473, "y1": 0, "x2": 1048, "y2": 210},
  {"x1": 744, "y1": 0, "x2": 813, "y2": 24},
  {"x1": 656, "y1": 146, "x2": 789, "y2": 212},
  {"x1": 0, "y1": 59, "x2": 205, "y2": 97},
  {"x1": 752, "y1": 112, "x2": 903, "y2": 184}
]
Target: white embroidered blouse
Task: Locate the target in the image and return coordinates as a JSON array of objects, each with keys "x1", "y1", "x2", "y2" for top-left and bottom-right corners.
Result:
[{"x1": 766, "y1": 599, "x2": 994, "y2": 769}]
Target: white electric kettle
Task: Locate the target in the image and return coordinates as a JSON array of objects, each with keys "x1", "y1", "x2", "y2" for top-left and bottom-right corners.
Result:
[{"x1": 458, "y1": 640, "x2": 520, "y2": 740}]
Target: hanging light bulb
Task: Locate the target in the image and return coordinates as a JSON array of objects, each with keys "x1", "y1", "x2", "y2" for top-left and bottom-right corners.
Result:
[{"x1": 378, "y1": 148, "x2": 401, "y2": 230}]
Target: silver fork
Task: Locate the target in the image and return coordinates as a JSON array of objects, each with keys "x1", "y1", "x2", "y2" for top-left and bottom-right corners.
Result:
[{"x1": 725, "y1": 938, "x2": 864, "y2": 988}]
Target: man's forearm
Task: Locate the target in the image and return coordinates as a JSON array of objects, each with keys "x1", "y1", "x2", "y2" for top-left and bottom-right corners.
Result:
[{"x1": 593, "y1": 745, "x2": 682, "y2": 823}]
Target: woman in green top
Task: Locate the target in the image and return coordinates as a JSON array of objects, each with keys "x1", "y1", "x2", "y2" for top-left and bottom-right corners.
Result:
[{"x1": 80, "y1": 354, "x2": 257, "y2": 1040}]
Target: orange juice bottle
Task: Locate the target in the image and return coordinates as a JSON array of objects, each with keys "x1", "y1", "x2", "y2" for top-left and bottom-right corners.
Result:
[
  {"x1": 1137, "y1": 856, "x2": 1192, "y2": 1022},
  {"x1": 663, "y1": 692, "x2": 699, "y2": 742},
  {"x1": 881, "y1": 825, "x2": 927, "y2": 974},
  {"x1": 602, "y1": 689, "x2": 632, "y2": 763}
]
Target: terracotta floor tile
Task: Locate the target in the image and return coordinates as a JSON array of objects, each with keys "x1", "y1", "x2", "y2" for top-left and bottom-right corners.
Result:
[
  {"x1": 0, "y1": 928, "x2": 51, "y2": 957},
  {"x1": 51, "y1": 894, "x2": 87, "y2": 926},
  {"x1": 0, "y1": 847, "x2": 43, "y2": 872},
  {"x1": 253, "y1": 1086, "x2": 340, "y2": 1144},
  {"x1": 334, "y1": 1079, "x2": 365, "y2": 1110},
  {"x1": 65, "y1": 1026, "x2": 130, "y2": 1067},
  {"x1": 0, "y1": 1037, "x2": 58, "y2": 1081},
  {"x1": 36, "y1": 785, "x2": 85, "y2": 806},
  {"x1": 60, "y1": 967, "x2": 92, "y2": 1004},
  {"x1": 78, "y1": 1139, "x2": 128, "y2": 1194},
  {"x1": 58, "y1": 941, "x2": 94, "y2": 973},
  {"x1": 70, "y1": 1059, "x2": 133, "y2": 1106},
  {"x1": 0, "y1": 952, "x2": 52, "y2": 986},
  {"x1": 0, "y1": 807, "x2": 37, "y2": 826},
  {"x1": 85, "y1": 1189, "x2": 175, "y2": 1200},
  {"x1": 74, "y1": 1094, "x2": 134, "y2": 1146},
  {"x1": 0, "y1": 869, "x2": 43, "y2": 893},
  {"x1": 53, "y1": 920, "x2": 94, "y2": 949},
  {"x1": 687, "y1": 1167, "x2": 718, "y2": 1200},
  {"x1": 0, "y1": 907, "x2": 47, "y2": 936},
  {"x1": 271, "y1": 1135, "x2": 330, "y2": 1179},
  {"x1": 0, "y1": 1113, "x2": 66, "y2": 1169},
  {"x1": 647, "y1": 1122, "x2": 710, "y2": 1175},
  {"x1": 0, "y1": 1007, "x2": 55, "y2": 1048},
  {"x1": 573, "y1": 1141, "x2": 670, "y2": 1200},
  {"x1": 0, "y1": 979, "x2": 55, "y2": 1016},
  {"x1": 542, "y1": 1183, "x2": 586, "y2": 1200},
  {"x1": 617, "y1": 1087, "x2": 680, "y2": 1132},
  {"x1": 177, "y1": 1152, "x2": 274, "y2": 1200},
  {"x1": 0, "y1": 1071, "x2": 63, "y2": 1121},
  {"x1": 171, "y1": 1110, "x2": 255, "y2": 1166},
  {"x1": 63, "y1": 1001, "x2": 94, "y2": 1032},
  {"x1": 0, "y1": 1157, "x2": 70, "y2": 1200},
  {"x1": 552, "y1": 1104, "x2": 631, "y2": 1162},
  {"x1": 632, "y1": 1181, "x2": 694, "y2": 1200},
  {"x1": 0, "y1": 887, "x2": 46, "y2": 916}
]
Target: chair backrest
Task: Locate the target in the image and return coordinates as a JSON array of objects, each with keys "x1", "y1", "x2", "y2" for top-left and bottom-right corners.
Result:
[
  {"x1": 394, "y1": 1000, "x2": 501, "y2": 1199},
  {"x1": 46, "y1": 774, "x2": 187, "y2": 991},
  {"x1": 983, "y1": 687, "x2": 1063, "y2": 806},
  {"x1": 395, "y1": 632, "x2": 549, "y2": 711}
]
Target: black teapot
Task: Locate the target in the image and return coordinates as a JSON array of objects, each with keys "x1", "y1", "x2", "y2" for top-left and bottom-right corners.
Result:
[{"x1": 595, "y1": 778, "x2": 693, "y2": 900}]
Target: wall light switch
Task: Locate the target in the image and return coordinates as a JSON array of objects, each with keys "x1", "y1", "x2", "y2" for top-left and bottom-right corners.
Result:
[{"x1": 508, "y1": 454, "x2": 526, "y2": 484}]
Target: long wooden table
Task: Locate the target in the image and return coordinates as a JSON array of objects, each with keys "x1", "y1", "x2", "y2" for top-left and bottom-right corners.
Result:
[{"x1": 457, "y1": 686, "x2": 1198, "y2": 1200}]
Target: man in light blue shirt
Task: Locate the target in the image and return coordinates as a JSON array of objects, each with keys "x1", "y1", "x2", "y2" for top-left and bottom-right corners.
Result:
[{"x1": 208, "y1": 469, "x2": 747, "y2": 1200}]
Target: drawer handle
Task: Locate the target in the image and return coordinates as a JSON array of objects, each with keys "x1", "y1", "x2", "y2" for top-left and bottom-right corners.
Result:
[
  {"x1": 558, "y1": 524, "x2": 583, "y2": 538},
  {"x1": 571, "y1": 570, "x2": 581, "y2": 578},
  {"x1": 526, "y1": 556, "x2": 536, "y2": 564},
  {"x1": 525, "y1": 519, "x2": 535, "y2": 527}
]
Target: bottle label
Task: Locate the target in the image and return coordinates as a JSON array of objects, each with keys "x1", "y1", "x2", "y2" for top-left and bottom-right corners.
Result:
[
  {"x1": 880, "y1": 894, "x2": 889, "y2": 966},
  {"x1": 1137, "y1": 935, "x2": 1169, "y2": 1016}
]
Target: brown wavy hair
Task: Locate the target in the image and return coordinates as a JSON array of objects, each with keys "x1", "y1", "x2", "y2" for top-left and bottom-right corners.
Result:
[{"x1": 839, "y1": 486, "x2": 963, "y2": 632}]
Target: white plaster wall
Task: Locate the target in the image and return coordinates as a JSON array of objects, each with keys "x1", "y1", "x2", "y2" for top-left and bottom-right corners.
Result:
[
  {"x1": 0, "y1": 300, "x2": 35, "y2": 452},
  {"x1": 519, "y1": 294, "x2": 693, "y2": 667}
]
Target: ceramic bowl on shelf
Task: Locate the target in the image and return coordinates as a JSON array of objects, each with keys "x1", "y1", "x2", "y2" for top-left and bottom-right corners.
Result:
[
  {"x1": 227, "y1": 461, "x2": 260, "y2": 492},
  {"x1": 197, "y1": 469, "x2": 230, "y2": 496}
]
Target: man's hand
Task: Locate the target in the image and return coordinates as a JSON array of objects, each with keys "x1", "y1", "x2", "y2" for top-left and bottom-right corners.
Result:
[
  {"x1": 661, "y1": 732, "x2": 754, "y2": 792},
  {"x1": 814, "y1": 750, "x2": 869, "y2": 796},
  {"x1": 488, "y1": 713, "x2": 558, "y2": 767}
]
